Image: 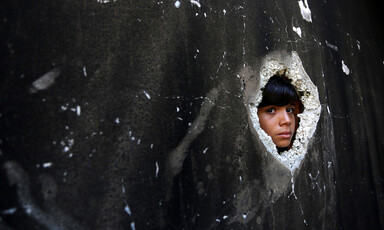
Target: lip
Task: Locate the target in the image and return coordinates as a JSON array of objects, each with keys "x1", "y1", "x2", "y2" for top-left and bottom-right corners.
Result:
[{"x1": 277, "y1": 131, "x2": 292, "y2": 138}]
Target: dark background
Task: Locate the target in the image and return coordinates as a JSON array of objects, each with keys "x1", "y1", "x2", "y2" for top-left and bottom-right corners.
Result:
[{"x1": 1, "y1": 0, "x2": 383, "y2": 229}]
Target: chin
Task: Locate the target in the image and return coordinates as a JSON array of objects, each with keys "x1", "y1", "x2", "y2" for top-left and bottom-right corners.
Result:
[{"x1": 275, "y1": 141, "x2": 291, "y2": 148}]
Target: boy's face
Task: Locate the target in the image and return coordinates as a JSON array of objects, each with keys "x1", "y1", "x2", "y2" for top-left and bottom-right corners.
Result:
[{"x1": 257, "y1": 103, "x2": 298, "y2": 148}]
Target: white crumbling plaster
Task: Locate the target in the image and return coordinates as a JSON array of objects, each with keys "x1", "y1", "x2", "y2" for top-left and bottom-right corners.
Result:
[{"x1": 248, "y1": 51, "x2": 321, "y2": 172}]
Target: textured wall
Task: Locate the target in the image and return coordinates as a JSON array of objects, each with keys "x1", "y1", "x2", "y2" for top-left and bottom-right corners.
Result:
[{"x1": 1, "y1": 0, "x2": 383, "y2": 229}]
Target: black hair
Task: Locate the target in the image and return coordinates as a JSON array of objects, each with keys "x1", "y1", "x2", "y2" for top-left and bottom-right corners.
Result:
[{"x1": 258, "y1": 75, "x2": 303, "y2": 112}]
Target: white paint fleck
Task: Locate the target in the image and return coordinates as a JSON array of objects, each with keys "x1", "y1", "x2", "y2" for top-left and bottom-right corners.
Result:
[
  {"x1": 356, "y1": 40, "x2": 361, "y2": 50},
  {"x1": 298, "y1": 0, "x2": 312, "y2": 22},
  {"x1": 328, "y1": 161, "x2": 332, "y2": 168},
  {"x1": 76, "y1": 105, "x2": 81, "y2": 116},
  {"x1": 223, "y1": 215, "x2": 228, "y2": 219},
  {"x1": 242, "y1": 214, "x2": 247, "y2": 219},
  {"x1": 124, "y1": 204, "x2": 132, "y2": 215},
  {"x1": 150, "y1": 144, "x2": 154, "y2": 149},
  {"x1": 325, "y1": 40, "x2": 338, "y2": 51},
  {"x1": 1, "y1": 207, "x2": 17, "y2": 215},
  {"x1": 223, "y1": 9, "x2": 226, "y2": 15},
  {"x1": 42, "y1": 162, "x2": 53, "y2": 168},
  {"x1": 293, "y1": 26, "x2": 302, "y2": 37},
  {"x1": 342, "y1": 60, "x2": 350, "y2": 75},
  {"x1": 143, "y1": 90, "x2": 151, "y2": 99},
  {"x1": 177, "y1": 117, "x2": 183, "y2": 121},
  {"x1": 156, "y1": 161, "x2": 159, "y2": 177},
  {"x1": 176, "y1": 107, "x2": 180, "y2": 112},
  {"x1": 327, "y1": 106, "x2": 330, "y2": 114},
  {"x1": 131, "y1": 222, "x2": 135, "y2": 230},
  {"x1": 239, "y1": 176, "x2": 242, "y2": 182},
  {"x1": 190, "y1": 0, "x2": 201, "y2": 7},
  {"x1": 97, "y1": 0, "x2": 117, "y2": 3},
  {"x1": 174, "y1": 0, "x2": 180, "y2": 8},
  {"x1": 215, "y1": 219, "x2": 221, "y2": 222},
  {"x1": 29, "y1": 68, "x2": 60, "y2": 93},
  {"x1": 115, "y1": 117, "x2": 120, "y2": 124},
  {"x1": 83, "y1": 66, "x2": 87, "y2": 77},
  {"x1": 203, "y1": 147, "x2": 209, "y2": 154},
  {"x1": 68, "y1": 153, "x2": 73, "y2": 158},
  {"x1": 204, "y1": 13, "x2": 207, "y2": 17},
  {"x1": 63, "y1": 146, "x2": 70, "y2": 152}
]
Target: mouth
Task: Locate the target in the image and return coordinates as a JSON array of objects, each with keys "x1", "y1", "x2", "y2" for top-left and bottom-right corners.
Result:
[{"x1": 277, "y1": 131, "x2": 292, "y2": 139}]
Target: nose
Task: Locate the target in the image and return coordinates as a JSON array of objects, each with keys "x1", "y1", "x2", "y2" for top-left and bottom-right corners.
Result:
[{"x1": 279, "y1": 111, "x2": 292, "y2": 126}]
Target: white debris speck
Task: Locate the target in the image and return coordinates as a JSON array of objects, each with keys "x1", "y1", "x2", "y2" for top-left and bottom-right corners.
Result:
[
  {"x1": 223, "y1": 215, "x2": 228, "y2": 219},
  {"x1": 328, "y1": 161, "x2": 332, "y2": 168},
  {"x1": 356, "y1": 40, "x2": 361, "y2": 50},
  {"x1": 242, "y1": 214, "x2": 247, "y2": 219},
  {"x1": 76, "y1": 105, "x2": 81, "y2": 116},
  {"x1": 190, "y1": 0, "x2": 201, "y2": 7},
  {"x1": 97, "y1": 0, "x2": 117, "y2": 3},
  {"x1": 24, "y1": 206, "x2": 32, "y2": 214},
  {"x1": 327, "y1": 106, "x2": 330, "y2": 114},
  {"x1": 29, "y1": 68, "x2": 60, "y2": 93},
  {"x1": 293, "y1": 27, "x2": 302, "y2": 37},
  {"x1": 63, "y1": 146, "x2": 70, "y2": 152},
  {"x1": 130, "y1": 222, "x2": 135, "y2": 230},
  {"x1": 42, "y1": 162, "x2": 53, "y2": 168},
  {"x1": 143, "y1": 91, "x2": 151, "y2": 99},
  {"x1": 156, "y1": 161, "x2": 159, "y2": 177},
  {"x1": 215, "y1": 219, "x2": 221, "y2": 223},
  {"x1": 1, "y1": 207, "x2": 17, "y2": 215},
  {"x1": 61, "y1": 105, "x2": 68, "y2": 111},
  {"x1": 150, "y1": 144, "x2": 154, "y2": 149},
  {"x1": 115, "y1": 117, "x2": 120, "y2": 124},
  {"x1": 342, "y1": 60, "x2": 350, "y2": 75},
  {"x1": 325, "y1": 40, "x2": 338, "y2": 51},
  {"x1": 174, "y1": 0, "x2": 180, "y2": 8},
  {"x1": 83, "y1": 66, "x2": 87, "y2": 77},
  {"x1": 239, "y1": 176, "x2": 242, "y2": 182},
  {"x1": 204, "y1": 13, "x2": 207, "y2": 17},
  {"x1": 298, "y1": 0, "x2": 312, "y2": 22},
  {"x1": 68, "y1": 153, "x2": 73, "y2": 158},
  {"x1": 223, "y1": 9, "x2": 226, "y2": 15},
  {"x1": 124, "y1": 204, "x2": 132, "y2": 215},
  {"x1": 176, "y1": 107, "x2": 180, "y2": 112},
  {"x1": 177, "y1": 117, "x2": 183, "y2": 121},
  {"x1": 203, "y1": 147, "x2": 209, "y2": 154}
]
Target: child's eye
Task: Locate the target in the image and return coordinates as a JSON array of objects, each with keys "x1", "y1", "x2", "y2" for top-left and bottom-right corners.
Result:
[
  {"x1": 266, "y1": 108, "x2": 275, "y2": 113},
  {"x1": 286, "y1": 107, "x2": 295, "y2": 113}
]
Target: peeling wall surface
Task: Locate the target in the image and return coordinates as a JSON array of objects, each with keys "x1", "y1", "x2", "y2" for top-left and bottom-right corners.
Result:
[{"x1": 1, "y1": 0, "x2": 384, "y2": 229}]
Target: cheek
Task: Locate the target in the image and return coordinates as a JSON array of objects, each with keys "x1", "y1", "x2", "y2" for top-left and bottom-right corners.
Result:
[{"x1": 258, "y1": 115, "x2": 274, "y2": 135}]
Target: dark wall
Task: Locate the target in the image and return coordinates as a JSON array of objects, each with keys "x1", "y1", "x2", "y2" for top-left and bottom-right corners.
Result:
[{"x1": 1, "y1": 0, "x2": 383, "y2": 229}]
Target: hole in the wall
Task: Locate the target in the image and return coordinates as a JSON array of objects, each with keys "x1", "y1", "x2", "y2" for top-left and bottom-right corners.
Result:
[{"x1": 248, "y1": 51, "x2": 321, "y2": 172}]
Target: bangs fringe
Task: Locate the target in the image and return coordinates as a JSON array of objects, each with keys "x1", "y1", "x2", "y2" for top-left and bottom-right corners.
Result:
[{"x1": 258, "y1": 75, "x2": 300, "y2": 108}]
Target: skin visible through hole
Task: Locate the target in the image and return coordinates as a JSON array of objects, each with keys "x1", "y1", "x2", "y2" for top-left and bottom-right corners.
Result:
[{"x1": 257, "y1": 102, "x2": 299, "y2": 149}]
